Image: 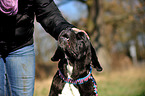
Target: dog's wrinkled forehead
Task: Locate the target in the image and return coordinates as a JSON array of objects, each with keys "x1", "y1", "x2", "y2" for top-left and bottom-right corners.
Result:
[{"x1": 58, "y1": 28, "x2": 90, "y2": 59}]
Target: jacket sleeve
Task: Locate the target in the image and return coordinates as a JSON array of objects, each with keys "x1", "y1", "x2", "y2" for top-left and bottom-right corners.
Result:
[{"x1": 34, "y1": 0, "x2": 74, "y2": 40}]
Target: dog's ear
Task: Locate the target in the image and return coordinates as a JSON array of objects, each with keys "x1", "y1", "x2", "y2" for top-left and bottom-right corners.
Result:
[
  {"x1": 51, "y1": 46, "x2": 65, "y2": 61},
  {"x1": 91, "y1": 43, "x2": 103, "y2": 71}
]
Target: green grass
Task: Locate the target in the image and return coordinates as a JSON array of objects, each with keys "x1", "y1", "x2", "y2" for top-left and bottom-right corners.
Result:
[
  {"x1": 98, "y1": 78, "x2": 145, "y2": 96},
  {"x1": 34, "y1": 66, "x2": 145, "y2": 96},
  {"x1": 97, "y1": 67, "x2": 145, "y2": 96}
]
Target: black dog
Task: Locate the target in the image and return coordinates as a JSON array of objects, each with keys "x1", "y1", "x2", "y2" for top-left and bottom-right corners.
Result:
[{"x1": 49, "y1": 28, "x2": 102, "y2": 96}]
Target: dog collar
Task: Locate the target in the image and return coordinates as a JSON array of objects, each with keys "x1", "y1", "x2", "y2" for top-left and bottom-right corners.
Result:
[
  {"x1": 58, "y1": 66, "x2": 98, "y2": 96},
  {"x1": 58, "y1": 66, "x2": 92, "y2": 85}
]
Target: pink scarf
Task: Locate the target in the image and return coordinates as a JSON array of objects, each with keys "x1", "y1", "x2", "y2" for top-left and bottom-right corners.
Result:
[{"x1": 0, "y1": 0, "x2": 18, "y2": 15}]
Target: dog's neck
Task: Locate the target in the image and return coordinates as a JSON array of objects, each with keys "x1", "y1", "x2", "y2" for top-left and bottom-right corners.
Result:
[
  {"x1": 64, "y1": 54, "x2": 90, "y2": 80},
  {"x1": 67, "y1": 62, "x2": 73, "y2": 78},
  {"x1": 65, "y1": 54, "x2": 73, "y2": 78}
]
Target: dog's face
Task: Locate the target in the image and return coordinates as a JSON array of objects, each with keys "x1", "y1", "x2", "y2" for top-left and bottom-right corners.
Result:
[
  {"x1": 58, "y1": 28, "x2": 91, "y2": 61},
  {"x1": 51, "y1": 28, "x2": 103, "y2": 72}
]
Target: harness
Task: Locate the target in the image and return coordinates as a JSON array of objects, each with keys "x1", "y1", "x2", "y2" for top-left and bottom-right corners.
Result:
[{"x1": 58, "y1": 67, "x2": 98, "y2": 96}]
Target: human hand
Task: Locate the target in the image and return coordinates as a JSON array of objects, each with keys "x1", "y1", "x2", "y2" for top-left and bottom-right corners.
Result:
[{"x1": 72, "y1": 28, "x2": 90, "y2": 39}]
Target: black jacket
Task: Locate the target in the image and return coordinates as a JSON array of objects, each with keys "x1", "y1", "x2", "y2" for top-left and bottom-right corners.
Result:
[{"x1": 0, "y1": 0, "x2": 74, "y2": 57}]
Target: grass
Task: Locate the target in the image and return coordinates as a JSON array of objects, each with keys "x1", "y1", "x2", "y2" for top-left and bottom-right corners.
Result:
[{"x1": 34, "y1": 66, "x2": 145, "y2": 96}]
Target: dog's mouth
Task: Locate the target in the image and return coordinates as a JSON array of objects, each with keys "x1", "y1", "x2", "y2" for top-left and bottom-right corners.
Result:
[
  {"x1": 65, "y1": 38, "x2": 78, "y2": 58},
  {"x1": 59, "y1": 37, "x2": 78, "y2": 59},
  {"x1": 58, "y1": 29, "x2": 77, "y2": 58}
]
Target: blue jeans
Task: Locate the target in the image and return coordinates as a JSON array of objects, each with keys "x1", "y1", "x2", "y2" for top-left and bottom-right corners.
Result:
[{"x1": 0, "y1": 44, "x2": 35, "y2": 96}]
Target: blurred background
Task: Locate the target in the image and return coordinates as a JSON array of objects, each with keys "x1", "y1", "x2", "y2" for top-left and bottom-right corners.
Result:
[{"x1": 34, "y1": 0, "x2": 145, "y2": 96}]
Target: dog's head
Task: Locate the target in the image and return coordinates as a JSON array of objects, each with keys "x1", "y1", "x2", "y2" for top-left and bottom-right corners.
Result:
[{"x1": 51, "y1": 28, "x2": 102, "y2": 71}]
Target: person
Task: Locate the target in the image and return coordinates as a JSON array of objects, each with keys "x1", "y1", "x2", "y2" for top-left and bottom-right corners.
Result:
[{"x1": 0, "y1": 0, "x2": 86, "y2": 95}]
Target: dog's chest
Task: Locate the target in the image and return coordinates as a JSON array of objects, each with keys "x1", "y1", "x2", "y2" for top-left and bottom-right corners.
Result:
[
  {"x1": 59, "y1": 64, "x2": 80, "y2": 96},
  {"x1": 59, "y1": 83, "x2": 80, "y2": 96}
]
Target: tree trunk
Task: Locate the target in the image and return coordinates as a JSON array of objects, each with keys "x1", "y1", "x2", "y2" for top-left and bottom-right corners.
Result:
[{"x1": 86, "y1": 0, "x2": 111, "y2": 71}]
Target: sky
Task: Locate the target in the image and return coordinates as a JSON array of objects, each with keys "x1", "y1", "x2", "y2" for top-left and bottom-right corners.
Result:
[{"x1": 54, "y1": 0, "x2": 88, "y2": 22}]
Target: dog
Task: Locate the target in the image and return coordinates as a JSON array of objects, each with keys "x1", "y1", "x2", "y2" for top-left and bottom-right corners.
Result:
[{"x1": 49, "y1": 28, "x2": 102, "y2": 96}]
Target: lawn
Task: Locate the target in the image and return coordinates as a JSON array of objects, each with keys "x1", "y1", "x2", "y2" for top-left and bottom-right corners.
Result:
[{"x1": 34, "y1": 66, "x2": 145, "y2": 96}]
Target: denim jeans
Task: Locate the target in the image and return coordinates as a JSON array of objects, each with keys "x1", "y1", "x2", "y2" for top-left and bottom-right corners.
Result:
[{"x1": 0, "y1": 44, "x2": 35, "y2": 96}]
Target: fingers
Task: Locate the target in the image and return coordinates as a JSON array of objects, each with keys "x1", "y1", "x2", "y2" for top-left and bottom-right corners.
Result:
[{"x1": 72, "y1": 28, "x2": 90, "y2": 39}]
